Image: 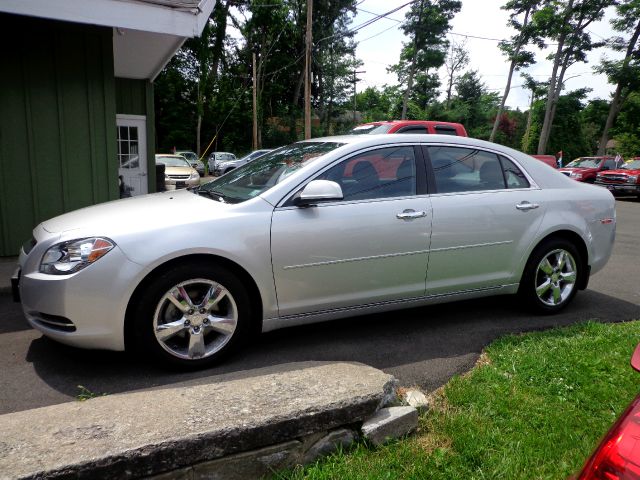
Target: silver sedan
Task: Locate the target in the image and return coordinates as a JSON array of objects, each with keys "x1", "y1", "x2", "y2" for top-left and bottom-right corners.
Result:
[{"x1": 14, "y1": 135, "x2": 616, "y2": 368}]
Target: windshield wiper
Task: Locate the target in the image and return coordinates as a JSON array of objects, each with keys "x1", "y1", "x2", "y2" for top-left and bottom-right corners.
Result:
[{"x1": 191, "y1": 186, "x2": 227, "y2": 202}]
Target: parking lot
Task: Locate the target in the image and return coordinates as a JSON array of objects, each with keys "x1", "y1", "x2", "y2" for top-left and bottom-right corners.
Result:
[{"x1": 1, "y1": 198, "x2": 638, "y2": 416}]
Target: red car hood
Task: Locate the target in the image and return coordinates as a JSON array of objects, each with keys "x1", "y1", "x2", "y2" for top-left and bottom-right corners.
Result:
[
  {"x1": 599, "y1": 168, "x2": 640, "y2": 175},
  {"x1": 559, "y1": 167, "x2": 598, "y2": 174}
]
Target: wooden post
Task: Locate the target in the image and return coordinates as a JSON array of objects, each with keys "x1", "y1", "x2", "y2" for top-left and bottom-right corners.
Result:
[
  {"x1": 304, "y1": 0, "x2": 313, "y2": 139},
  {"x1": 252, "y1": 52, "x2": 258, "y2": 150}
]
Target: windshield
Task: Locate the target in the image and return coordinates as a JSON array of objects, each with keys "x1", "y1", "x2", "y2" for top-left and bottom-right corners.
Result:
[
  {"x1": 565, "y1": 158, "x2": 603, "y2": 169},
  {"x1": 156, "y1": 156, "x2": 191, "y2": 168},
  {"x1": 177, "y1": 152, "x2": 198, "y2": 162},
  {"x1": 622, "y1": 160, "x2": 640, "y2": 170},
  {"x1": 199, "y1": 141, "x2": 344, "y2": 203},
  {"x1": 368, "y1": 124, "x2": 394, "y2": 134},
  {"x1": 349, "y1": 124, "x2": 381, "y2": 134},
  {"x1": 239, "y1": 150, "x2": 272, "y2": 163}
]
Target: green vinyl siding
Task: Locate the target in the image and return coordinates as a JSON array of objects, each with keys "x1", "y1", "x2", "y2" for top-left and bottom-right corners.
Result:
[
  {"x1": 0, "y1": 14, "x2": 117, "y2": 256},
  {"x1": 115, "y1": 78, "x2": 157, "y2": 194}
]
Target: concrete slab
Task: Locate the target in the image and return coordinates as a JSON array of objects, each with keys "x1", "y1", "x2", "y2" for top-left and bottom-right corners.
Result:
[
  {"x1": 361, "y1": 406, "x2": 418, "y2": 446},
  {"x1": 0, "y1": 362, "x2": 396, "y2": 479}
]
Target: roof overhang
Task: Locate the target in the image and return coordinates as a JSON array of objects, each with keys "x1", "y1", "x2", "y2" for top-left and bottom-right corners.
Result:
[{"x1": 0, "y1": 0, "x2": 216, "y2": 80}]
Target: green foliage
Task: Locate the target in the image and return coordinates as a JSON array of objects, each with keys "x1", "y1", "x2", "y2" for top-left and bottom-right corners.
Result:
[{"x1": 277, "y1": 320, "x2": 640, "y2": 480}]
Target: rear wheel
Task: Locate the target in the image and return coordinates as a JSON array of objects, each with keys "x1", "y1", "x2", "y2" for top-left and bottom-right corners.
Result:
[
  {"x1": 519, "y1": 239, "x2": 583, "y2": 314},
  {"x1": 133, "y1": 263, "x2": 252, "y2": 368}
]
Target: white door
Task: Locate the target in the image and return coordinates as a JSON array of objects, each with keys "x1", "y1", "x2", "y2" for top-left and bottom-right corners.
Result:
[{"x1": 116, "y1": 115, "x2": 148, "y2": 197}]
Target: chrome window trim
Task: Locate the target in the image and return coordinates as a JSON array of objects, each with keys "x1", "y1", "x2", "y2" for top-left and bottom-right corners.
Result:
[
  {"x1": 424, "y1": 142, "x2": 541, "y2": 191},
  {"x1": 275, "y1": 142, "x2": 425, "y2": 209}
]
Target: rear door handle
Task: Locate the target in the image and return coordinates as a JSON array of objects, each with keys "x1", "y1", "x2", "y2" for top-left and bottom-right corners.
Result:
[
  {"x1": 396, "y1": 209, "x2": 427, "y2": 220},
  {"x1": 516, "y1": 201, "x2": 539, "y2": 211}
]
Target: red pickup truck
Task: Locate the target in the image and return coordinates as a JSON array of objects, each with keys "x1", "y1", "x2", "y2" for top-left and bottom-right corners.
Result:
[
  {"x1": 558, "y1": 156, "x2": 624, "y2": 183},
  {"x1": 595, "y1": 158, "x2": 640, "y2": 198},
  {"x1": 350, "y1": 120, "x2": 468, "y2": 137}
]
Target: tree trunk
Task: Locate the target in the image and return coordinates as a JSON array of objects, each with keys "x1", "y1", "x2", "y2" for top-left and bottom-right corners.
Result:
[
  {"x1": 537, "y1": 36, "x2": 566, "y2": 154},
  {"x1": 401, "y1": 55, "x2": 417, "y2": 120},
  {"x1": 490, "y1": 8, "x2": 530, "y2": 143},
  {"x1": 597, "y1": 18, "x2": 640, "y2": 155},
  {"x1": 522, "y1": 92, "x2": 536, "y2": 152}
]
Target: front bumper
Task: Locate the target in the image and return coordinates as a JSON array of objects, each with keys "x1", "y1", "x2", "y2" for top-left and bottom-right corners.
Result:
[
  {"x1": 595, "y1": 182, "x2": 640, "y2": 195},
  {"x1": 164, "y1": 177, "x2": 200, "y2": 190},
  {"x1": 19, "y1": 245, "x2": 145, "y2": 351}
]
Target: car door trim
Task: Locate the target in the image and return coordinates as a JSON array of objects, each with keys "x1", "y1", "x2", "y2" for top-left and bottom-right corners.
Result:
[
  {"x1": 282, "y1": 248, "x2": 432, "y2": 270},
  {"x1": 264, "y1": 283, "x2": 519, "y2": 331}
]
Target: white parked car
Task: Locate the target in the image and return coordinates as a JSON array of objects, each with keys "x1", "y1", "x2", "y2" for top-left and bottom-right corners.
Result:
[{"x1": 13, "y1": 135, "x2": 616, "y2": 368}]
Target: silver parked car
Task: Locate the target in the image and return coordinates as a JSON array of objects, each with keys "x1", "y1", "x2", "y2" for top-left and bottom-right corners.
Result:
[
  {"x1": 215, "y1": 149, "x2": 272, "y2": 176},
  {"x1": 207, "y1": 152, "x2": 236, "y2": 175},
  {"x1": 13, "y1": 135, "x2": 616, "y2": 368}
]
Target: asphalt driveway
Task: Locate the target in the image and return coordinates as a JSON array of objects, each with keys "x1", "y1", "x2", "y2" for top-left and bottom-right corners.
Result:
[{"x1": 1, "y1": 199, "x2": 638, "y2": 415}]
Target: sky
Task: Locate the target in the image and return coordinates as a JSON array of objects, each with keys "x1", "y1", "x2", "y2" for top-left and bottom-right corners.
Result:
[{"x1": 352, "y1": 0, "x2": 620, "y2": 110}]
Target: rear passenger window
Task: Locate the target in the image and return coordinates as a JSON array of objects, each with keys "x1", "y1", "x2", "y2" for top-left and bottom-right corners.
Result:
[
  {"x1": 317, "y1": 146, "x2": 416, "y2": 200},
  {"x1": 397, "y1": 126, "x2": 428, "y2": 134},
  {"x1": 428, "y1": 147, "x2": 506, "y2": 193},
  {"x1": 434, "y1": 126, "x2": 458, "y2": 135},
  {"x1": 500, "y1": 156, "x2": 530, "y2": 188}
]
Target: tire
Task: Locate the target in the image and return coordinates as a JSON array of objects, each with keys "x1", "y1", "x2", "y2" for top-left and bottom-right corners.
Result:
[
  {"x1": 518, "y1": 238, "x2": 583, "y2": 314},
  {"x1": 132, "y1": 262, "x2": 253, "y2": 369}
]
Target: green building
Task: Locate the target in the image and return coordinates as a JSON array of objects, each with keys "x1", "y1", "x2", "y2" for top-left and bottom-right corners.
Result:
[{"x1": 0, "y1": 0, "x2": 214, "y2": 256}]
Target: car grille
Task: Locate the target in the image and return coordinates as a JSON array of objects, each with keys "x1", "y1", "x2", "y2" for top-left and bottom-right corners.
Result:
[
  {"x1": 32, "y1": 312, "x2": 76, "y2": 332},
  {"x1": 601, "y1": 174, "x2": 629, "y2": 183},
  {"x1": 167, "y1": 174, "x2": 190, "y2": 180}
]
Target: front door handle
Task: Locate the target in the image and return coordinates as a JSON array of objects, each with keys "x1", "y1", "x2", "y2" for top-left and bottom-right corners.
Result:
[
  {"x1": 396, "y1": 209, "x2": 427, "y2": 220},
  {"x1": 516, "y1": 201, "x2": 539, "y2": 211}
]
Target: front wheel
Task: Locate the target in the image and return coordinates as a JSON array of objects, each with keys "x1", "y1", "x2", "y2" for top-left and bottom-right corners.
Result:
[
  {"x1": 132, "y1": 263, "x2": 252, "y2": 368},
  {"x1": 519, "y1": 239, "x2": 583, "y2": 314}
]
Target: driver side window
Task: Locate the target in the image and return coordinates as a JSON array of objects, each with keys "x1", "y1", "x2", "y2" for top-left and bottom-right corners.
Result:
[{"x1": 317, "y1": 146, "x2": 417, "y2": 201}]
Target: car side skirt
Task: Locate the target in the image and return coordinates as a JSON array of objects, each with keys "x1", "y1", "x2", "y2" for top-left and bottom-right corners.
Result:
[{"x1": 262, "y1": 283, "x2": 519, "y2": 332}]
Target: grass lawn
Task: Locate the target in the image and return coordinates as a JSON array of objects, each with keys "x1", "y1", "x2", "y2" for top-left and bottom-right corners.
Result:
[{"x1": 278, "y1": 320, "x2": 640, "y2": 480}]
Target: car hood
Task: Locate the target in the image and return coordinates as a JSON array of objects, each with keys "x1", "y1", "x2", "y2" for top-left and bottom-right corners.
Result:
[
  {"x1": 559, "y1": 167, "x2": 597, "y2": 173},
  {"x1": 40, "y1": 189, "x2": 229, "y2": 236},
  {"x1": 600, "y1": 168, "x2": 640, "y2": 175}
]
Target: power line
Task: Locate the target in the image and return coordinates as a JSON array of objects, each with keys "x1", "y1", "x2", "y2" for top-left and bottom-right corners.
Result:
[{"x1": 356, "y1": 6, "x2": 404, "y2": 24}]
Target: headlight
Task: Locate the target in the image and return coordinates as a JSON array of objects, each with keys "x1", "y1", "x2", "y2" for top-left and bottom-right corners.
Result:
[
  {"x1": 190, "y1": 171, "x2": 199, "y2": 179},
  {"x1": 628, "y1": 175, "x2": 638, "y2": 183},
  {"x1": 40, "y1": 237, "x2": 115, "y2": 275},
  {"x1": 570, "y1": 172, "x2": 582, "y2": 179}
]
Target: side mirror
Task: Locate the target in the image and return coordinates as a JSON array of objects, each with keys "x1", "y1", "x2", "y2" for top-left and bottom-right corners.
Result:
[
  {"x1": 295, "y1": 180, "x2": 343, "y2": 207},
  {"x1": 631, "y1": 343, "x2": 640, "y2": 372}
]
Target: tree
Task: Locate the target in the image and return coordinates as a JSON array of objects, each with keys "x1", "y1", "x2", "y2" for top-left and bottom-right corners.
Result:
[
  {"x1": 393, "y1": 0, "x2": 461, "y2": 119},
  {"x1": 596, "y1": 0, "x2": 640, "y2": 154},
  {"x1": 534, "y1": 0, "x2": 613, "y2": 155},
  {"x1": 444, "y1": 40, "x2": 469, "y2": 109},
  {"x1": 521, "y1": 73, "x2": 548, "y2": 152},
  {"x1": 489, "y1": 0, "x2": 543, "y2": 142}
]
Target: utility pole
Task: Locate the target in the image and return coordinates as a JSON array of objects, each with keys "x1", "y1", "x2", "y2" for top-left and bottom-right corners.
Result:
[
  {"x1": 252, "y1": 51, "x2": 258, "y2": 150},
  {"x1": 352, "y1": 69, "x2": 365, "y2": 123},
  {"x1": 304, "y1": 0, "x2": 313, "y2": 139}
]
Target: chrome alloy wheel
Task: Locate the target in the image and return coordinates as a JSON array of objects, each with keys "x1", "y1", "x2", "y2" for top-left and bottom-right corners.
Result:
[
  {"x1": 534, "y1": 249, "x2": 578, "y2": 307},
  {"x1": 152, "y1": 278, "x2": 238, "y2": 360}
]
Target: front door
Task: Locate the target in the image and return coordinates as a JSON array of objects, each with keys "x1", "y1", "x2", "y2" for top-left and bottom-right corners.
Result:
[
  {"x1": 271, "y1": 145, "x2": 432, "y2": 317},
  {"x1": 116, "y1": 115, "x2": 148, "y2": 197}
]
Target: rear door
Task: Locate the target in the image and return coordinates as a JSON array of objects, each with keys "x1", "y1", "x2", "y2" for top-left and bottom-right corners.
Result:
[{"x1": 424, "y1": 145, "x2": 546, "y2": 294}]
